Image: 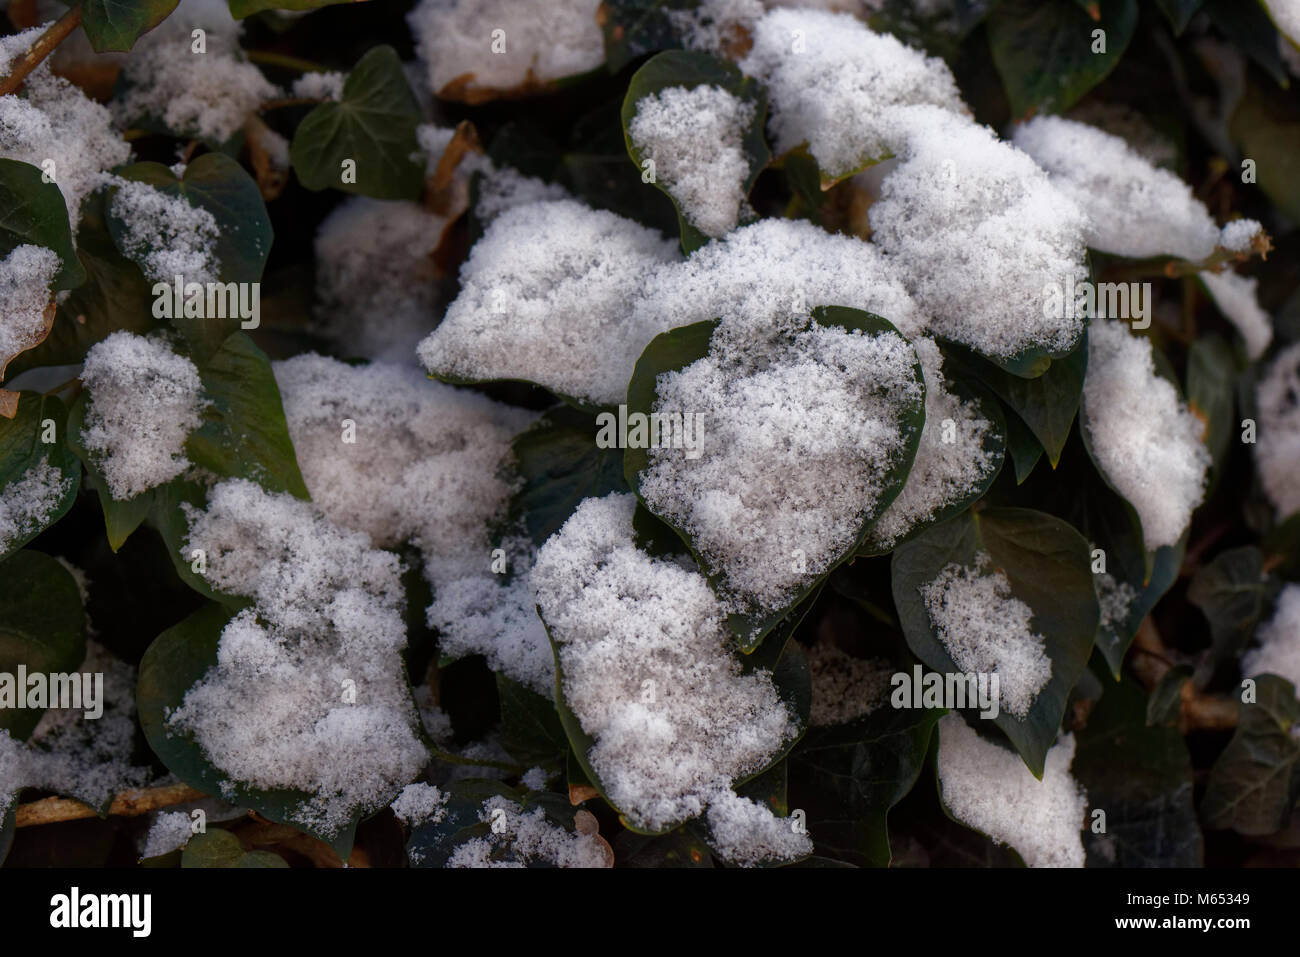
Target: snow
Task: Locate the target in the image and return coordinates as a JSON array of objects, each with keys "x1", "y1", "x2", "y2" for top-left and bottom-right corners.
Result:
[
  {"x1": 473, "y1": 162, "x2": 571, "y2": 222},
  {"x1": 1263, "y1": 1, "x2": 1300, "y2": 45},
  {"x1": 1095, "y1": 569, "x2": 1138, "y2": 633},
  {"x1": 1219, "y1": 218, "x2": 1264, "y2": 254},
  {"x1": 273, "y1": 354, "x2": 533, "y2": 590},
  {"x1": 140, "y1": 810, "x2": 194, "y2": 858},
  {"x1": 291, "y1": 71, "x2": 346, "y2": 101},
  {"x1": 870, "y1": 105, "x2": 1090, "y2": 360},
  {"x1": 79, "y1": 331, "x2": 205, "y2": 501},
  {"x1": 937, "y1": 714, "x2": 1087, "y2": 867},
  {"x1": 0, "y1": 245, "x2": 59, "y2": 368},
  {"x1": 1012, "y1": 115, "x2": 1221, "y2": 262},
  {"x1": 704, "y1": 788, "x2": 812, "y2": 865},
  {"x1": 0, "y1": 461, "x2": 71, "y2": 555},
  {"x1": 919, "y1": 552, "x2": 1052, "y2": 719},
  {"x1": 531, "y1": 493, "x2": 800, "y2": 832},
  {"x1": 114, "y1": 0, "x2": 278, "y2": 143},
  {"x1": 444, "y1": 794, "x2": 611, "y2": 867},
  {"x1": 1199, "y1": 269, "x2": 1273, "y2": 360},
  {"x1": 1082, "y1": 320, "x2": 1210, "y2": 548},
  {"x1": 636, "y1": 321, "x2": 921, "y2": 624},
  {"x1": 311, "y1": 198, "x2": 446, "y2": 363},
  {"x1": 737, "y1": 8, "x2": 965, "y2": 179},
  {"x1": 1241, "y1": 584, "x2": 1300, "y2": 690},
  {"x1": 389, "y1": 782, "x2": 447, "y2": 826},
  {"x1": 628, "y1": 84, "x2": 756, "y2": 238},
  {"x1": 107, "y1": 176, "x2": 222, "y2": 285},
  {"x1": 0, "y1": 729, "x2": 25, "y2": 817},
  {"x1": 416, "y1": 199, "x2": 680, "y2": 407},
  {"x1": 407, "y1": 0, "x2": 605, "y2": 96},
  {"x1": 171, "y1": 479, "x2": 428, "y2": 836},
  {"x1": 1255, "y1": 342, "x2": 1300, "y2": 521},
  {"x1": 806, "y1": 642, "x2": 891, "y2": 726}
]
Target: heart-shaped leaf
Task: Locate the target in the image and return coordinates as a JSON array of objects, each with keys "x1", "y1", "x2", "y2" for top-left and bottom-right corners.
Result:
[
  {"x1": 0, "y1": 158, "x2": 85, "y2": 292},
  {"x1": 82, "y1": 0, "x2": 179, "y2": 52}
]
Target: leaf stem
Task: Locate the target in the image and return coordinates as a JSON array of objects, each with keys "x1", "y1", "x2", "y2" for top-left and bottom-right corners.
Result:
[{"x1": 0, "y1": 4, "x2": 83, "y2": 97}]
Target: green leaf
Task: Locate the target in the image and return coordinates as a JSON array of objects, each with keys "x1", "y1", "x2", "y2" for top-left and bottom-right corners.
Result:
[
  {"x1": 788, "y1": 705, "x2": 945, "y2": 867},
  {"x1": 180, "y1": 828, "x2": 245, "y2": 868},
  {"x1": 1153, "y1": 0, "x2": 1203, "y2": 34},
  {"x1": 137, "y1": 603, "x2": 366, "y2": 859},
  {"x1": 599, "y1": 0, "x2": 700, "y2": 73},
  {"x1": 987, "y1": 0, "x2": 1137, "y2": 120},
  {"x1": 947, "y1": 336, "x2": 1087, "y2": 468},
  {"x1": 147, "y1": 478, "x2": 247, "y2": 607},
  {"x1": 1147, "y1": 663, "x2": 1194, "y2": 728},
  {"x1": 621, "y1": 50, "x2": 770, "y2": 252},
  {"x1": 237, "y1": 849, "x2": 290, "y2": 867},
  {"x1": 0, "y1": 158, "x2": 85, "y2": 292},
  {"x1": 228, "y1": 0, "x2": 359, "y2": 16},
  {"x1": 1206, "y1": 0, "x2": 1290, "y2": 86},
  {"x1": 107, "y1": 155, "x2": 273, "y2": 360},
  {"x1": 1002, "y1": 409, "x2": 1044, "y2": 485},
  {"x1": 625, "y1": 308, "x2": 925, "y2": 652},
  {"x1": 186, "y1": 332, "x2": 310, "y2": 498},
  {"x1": 891, "y1": 508, "x2": 1099, "y2": 776},
  {"x1": 66, "y1": 393, "x2": 154, "y2": 551},
  {"x1": 1187, "y1": 546, "x2": 1279, "y2": 679},
  {"x1": 0, "y1": 392, "x2": 80, "y2": 560},
  {"x1": 289, "y1": 45, "x2": 423, "y2": 201},
  {"x1": 495, "y1": 674, "x2": 568, "y2": 771},
  {"x1": 1185, "y1": 333, "x2": 1238, "y2": 492},
  {"x1": 1073, "y1": 677, "x2": 1203, "y2": 865},
  {"x1": 1229, "y1": 68, "x2": 1300, "y2": 225},
  {"x1": 612, "y1": 826, "x2": 713, "y2": 867},
  {"x1": 0, "y1": 550, "x2": 86, "y2": 740},
  {"x1": 82, "y1": 0, "x2": 179, "y2": 52},
  {"x1": 508, "y1": 405, "x2": 629, "y2": 548},
  {"x1": 1201, "y1": 675, "x2": 1300, "y2": 836}
]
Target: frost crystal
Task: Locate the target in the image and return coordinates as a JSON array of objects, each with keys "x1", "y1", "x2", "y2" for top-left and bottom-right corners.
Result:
[
  {"x1": 0, "y1": 461, "x2": 71, "y2": 554},
  {"x1": 738, "y1": 9, "x2": 965, "y2": 179},
  {"x1": 1082, "y1": 320, "x2": 1210, "y2": 548},
  {"x1": 704, "y1": 788, "x2": 812, "y2": 866},
  {"x1": 937, "y1": 714, "x2": 1087, "y2": 868},
  {"x1": 80, "y1": 332, "x2": 205, "y2": 501},
  {"x1": 1241, "y1": 584, "x2": 1300, "y2": 690},
  {"x1": 416, "y1": 199, "x2": 679, "y2": 407},
  {"x1": 407, "y1": 0, "x2": 604, "y2": 96},
  {"x1": 1199, "y1": 269, "x2": 1273, "y2": 360},
  {"x1": 1012, "y1": 116, "x2": 1221, "y2": 261},
  {"x1": 107, "y1": 177, "x2": 222, "y2": 285},
  {"x1": 1255, "y1": 342, "x2": 1300, "y2": 520},
  {"x1": 628, "y1": 84, "x2": 755, "y2": 238},
  {"x1": 532, "y1": 494, "x2": 799, "y2": 832},
  {"x1": 291, "y1": 71, "x2": 346, "y2": 102},
  {"x1": 141, "y1": 811, "x2": 194, "y2": 859},
  {"x1": 445, "y1": 795, "x2": 611, "y2": 868},
  {"x1": 390, "y1": 782, "x2": 448, "y2": 827},
  {"x1": 919, "y1": 553, "x2": 1052, "y2": 719},
  {"x1": 0, "y1": 244, "x2": 59, "y2": 368}
]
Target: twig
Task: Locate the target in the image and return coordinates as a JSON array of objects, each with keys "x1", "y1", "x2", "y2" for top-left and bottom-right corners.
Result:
[
  {"x1": 0, "y1": 4, "x2": 83, "y2": 97},
  {"x1": 15, "y1": 783, "x2": 207, "y2": 828}
]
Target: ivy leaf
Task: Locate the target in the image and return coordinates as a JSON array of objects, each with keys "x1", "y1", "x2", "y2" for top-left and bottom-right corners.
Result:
[
  {"x1": 0, "y1": 392, "x2": 80, "y2": 561},
  {"x1": 507, "y1": 405, "x2": 629, "y2": 548},
  {"x1": 495, "y1": 674, "x2": 568, "y2": 772},
  {"x1": 0, "y1": 158, "x2": 85, "y2": 292},
  {"x1": 81, "y1": 0, "x2": 179, "y2": 53},
  {"x1": 1148, "y1": 663, "x2": 1194, "y2": 728},
  {"x1": 788, "y1": 706, "x2": 945, "y2": 867},
  {"x1": 986, "y1": 0, "x2": 1137, "y2": 120},
  {"x1": 137, "y1": 603, "x2": 369, "y2": 859},
  {"x1": 625, "y1": 308, "x2": 925, "y2": 653},
  {"x1": 1185, "y1": 334, "x2": 1238, "y2": 493},
  {"x1": 290, "y1": 45, "x2": 424, "y2": 201},
  {"x1": 1187, "y1": 546, "x2": 1279, "y2": 680},
  {"x1": 0, "y1": 549, "x2": 86, "y2": 740},
  {"x1": 621, "y1": 50, "x2": 769, "y2": 252},
  {"x1": 1201, "y1": 675, "x2": 1300, "y2": 837},
  {"x1": 599, "y1": 0, "x2": 699, "y2": 73},
  {"x1": 1074, "y1": 678, "x2": 1203, "y2": 866},
  {"x1": 186, "y1": 332, "x2": 311, "y2": 499},
  {"x1": 107, "y1": 154, "x2": 273, "y2": 361},
  {"x1": 891, "y1": 508, "x2": 1099, "y2": 776}
]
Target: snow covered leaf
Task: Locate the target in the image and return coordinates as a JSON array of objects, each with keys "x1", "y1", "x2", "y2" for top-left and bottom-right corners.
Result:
[
  {"x1": 290, "y1": 45, "x2": 425, "y2": 201},
  {"x1": 1201, "y1": 675, "x2": 1300, "y2": 837},
  {"x1": 1073, "y1": 679, "x2": 1202, "y2": 866},
  {"x1": 508, "y1": 405, "x2": 629, "y2": 547},
  {"x1": 0, "y1": 392, "x2": 79, "y2": 559},
  {"x1": 892, "y1": 507, "x2": 1099, "y2": 777},
  {"x1": 625, "y1": 308, "x2": 925, "y2": 652},
  {"x1": 600, "y1": 0, "x2": 702, "y2": 73},
  {"x1": 621, "y1": 50, "x2": 769, "y2": 250},
  {"x1": 82, "y1": 0, "x2": 180, "y2": 52},
  {"x1": 65, "y1": 393, "x2": 152, "y2": 551},
  {"x1": 987, "y1": 0, "x2": 1137, "y2": 120},
  {"x1": 788, "y1": 705, "x2": 945, "y2": 867},
  {"x1": 0, "y1": 158, "x2": 85, "y2": 291},
  {"x1": 186, "y1": 332, "x2": 310, "y2": 499},
  {"x1": 0, "y1": 549, "x2": 86, "y2": 740},
  {"x1": 1188, "y1": 546, "x2": 1280, "y2": 679}
]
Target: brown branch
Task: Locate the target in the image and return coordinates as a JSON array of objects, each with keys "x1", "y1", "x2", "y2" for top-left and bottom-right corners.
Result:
[
  {"x1": 0, "y1": 4, "x2": 83, "y2": 97},
  {"x1": 15, "y1": 783, "x2": 206, "y2": 828}
]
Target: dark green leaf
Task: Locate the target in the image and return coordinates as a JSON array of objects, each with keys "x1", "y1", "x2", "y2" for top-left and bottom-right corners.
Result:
[
  {"x1": 0, "y1": 392, "x2": 80, "y2": 560},
  {"x1": 1206, "y1": 0, "x2": 1289, "y2": 86},
  {"x1": 0, "y1": 549, "x2": 86, "y2": 740},
  {"x1": 891, "y1": 508, "x2": 1099, "y2": 776},
  {"x1": 1229, "y1": 68, "x2": 1300, "y2": 224},
  {"x1": 1201, "y1": 675, "x2": 1300, "y2": 836},
  {"x1": 82, "y1": 0, "x2": 179, "y2": 52},
  {"x1": 600, "y1": 0, "x2": 700, "y2": 73},
  {"x1": 289, "y1": 45, "x2": 423, "y2": 201},
  {"x1": 987, "y1": 0, "x2": 1137, "y2": 120},
  {"x1": 1187, "y1": 546, "x2": 1279, "y2": 680},
  {"x1": 1153, "y1": 0, "x2": 1204, "y2": 34},
  {"x1": 180, "y1": 828, "x2": 244, "y2": 868},
  {"x1": 228, "y1": 0, "x2": 358, "y2": 16},
  {"x1": 612, "y1": 826, "x2": 713, "y2": 867},
  {"x1": 496, "y1": 674, "x2": 569, "y2": 771},
  {"x1": 66, "y1": 392, "x2": 153, "y2": 551},
  {"x1": 0, "y1": 158, "x2": 85, "y2": 292},
  {"x1": 621, "y1": 50, "x2": 769, "y2": 252},
  {"x1": 1002, "y1": 408, "x2": 1044, "y2": 484},
  {"x1": 1185, "y1": 333, "x2": 1239, "y2": 492},
  {"x1": 1147, "y1": 663, "x2": 1193, "y2": 728}
]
